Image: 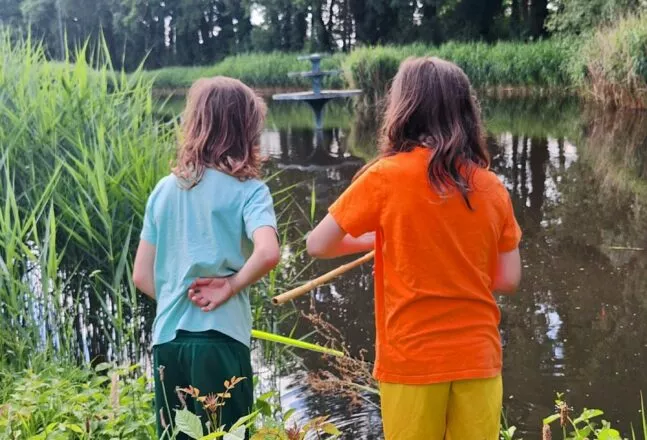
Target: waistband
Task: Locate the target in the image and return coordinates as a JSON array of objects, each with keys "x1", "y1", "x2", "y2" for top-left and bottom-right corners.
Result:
[{"x1": 172, "y1": 329, "x2": 241, "y2": 344}]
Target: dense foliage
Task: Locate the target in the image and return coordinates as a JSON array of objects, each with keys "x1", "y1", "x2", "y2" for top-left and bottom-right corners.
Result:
[
  {"x1": 0, "y1": 33, "x2": 175, "y2": 370},
  {"x1": 0, "y1": 364, "x2": 156, "y2": 439},
  {"x1": 572, "y1": 14, "x2": 647, "y2": 108},
  {"x1": 546, "y1": 0, "x2": 647, "y2": 35},
  {"x1": 342, "y1": 40, "x2": 574, "y2": 103},
  {"x1": 0, "y1": 0, "x2": 575, "y2": 71}
]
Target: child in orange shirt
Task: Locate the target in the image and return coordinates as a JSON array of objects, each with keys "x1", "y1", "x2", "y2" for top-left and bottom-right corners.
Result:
[{"x1": 306, "y1": 57, "x2": 522, "y2": 439}]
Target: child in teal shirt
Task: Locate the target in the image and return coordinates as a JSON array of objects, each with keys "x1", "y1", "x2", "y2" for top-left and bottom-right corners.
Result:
[{"x1": 133, "y1": 77, "x2": 280, "y2": 438}]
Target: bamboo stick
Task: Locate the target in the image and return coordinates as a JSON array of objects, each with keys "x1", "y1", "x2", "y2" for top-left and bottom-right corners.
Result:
[
  {"x1": 251, "y1": 329, "x2": 344, "y2": 357},
  {"x1": 272, "y1": 251, "x2": 375, "y2": 305}
]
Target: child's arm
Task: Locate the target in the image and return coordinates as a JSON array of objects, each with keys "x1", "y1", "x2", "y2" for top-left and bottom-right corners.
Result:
[
  {"x1": 306, "y1": 214, "x2": 375, "y2": 259},
  {"x1": 133, "y1": 240, "x2": 156, "y2": 299},
  {"x1": 493, "y1": 248, "x2": 521, "y2": 294},
  {"x1": 188, "y1": 226, "x2": 280, "y2": 312}
]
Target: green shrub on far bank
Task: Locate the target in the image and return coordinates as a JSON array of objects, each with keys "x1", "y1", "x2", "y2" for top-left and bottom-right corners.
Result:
[
  {"x1": 343, "y1": 40, "x2": 575, "y2": 105},
  {"x1": 145, "y1": 15, "x2": 647, "y2": 111},
  {"x1": 574, "y1": 14, "x2": 647, "y2": 108},
  {"x1": 145, "y1": 41, "x2": 574, "y2": 98},
  {"x1": 144, "y1": 51, "x2": 346, "y2": 90}
]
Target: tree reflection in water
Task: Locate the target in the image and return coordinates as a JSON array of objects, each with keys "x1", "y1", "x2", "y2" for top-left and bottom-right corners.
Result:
[{"x1": 261, "y1": 99, "x2": 647, "y2": 438}]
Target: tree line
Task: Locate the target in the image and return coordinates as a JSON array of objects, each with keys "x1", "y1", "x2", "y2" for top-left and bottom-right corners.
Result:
[{"x1": 0, "y1": 0, "x2": 644, "y2": 70}]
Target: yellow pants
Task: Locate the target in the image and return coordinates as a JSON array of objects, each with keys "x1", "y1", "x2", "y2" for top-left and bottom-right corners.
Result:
[{"x1": 380, "y1": 376, "x2": 502, "y2": 440}]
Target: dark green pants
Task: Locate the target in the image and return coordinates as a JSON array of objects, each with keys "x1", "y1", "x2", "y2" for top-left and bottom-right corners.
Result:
[{"x1": 153, "y1": 330, "x2": 253, "y2": 439}]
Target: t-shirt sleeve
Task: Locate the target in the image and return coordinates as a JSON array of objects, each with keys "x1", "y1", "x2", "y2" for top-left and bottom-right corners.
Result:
[
  {"x1": 328, "y1": 165, "x2": 382, "y2": 237},
  {"x1": 140, "y1": 193, "x2": 157, "y2": 244},
  {"x1": 498, "y1": 188, "x2": 522, "y2": 252},
  {"x1": 243, "y1": 183, "x2": 278, "y2": 240}
]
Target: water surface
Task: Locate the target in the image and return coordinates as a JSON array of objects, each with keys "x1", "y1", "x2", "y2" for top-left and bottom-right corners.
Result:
[{"x1": 258, "y1": 98, "x2": 647, "y2": 438}]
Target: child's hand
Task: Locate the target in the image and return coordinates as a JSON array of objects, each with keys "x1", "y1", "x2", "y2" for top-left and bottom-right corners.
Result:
[{"x1": 188, "y1": 277, "x2": 235, "y2": 311}]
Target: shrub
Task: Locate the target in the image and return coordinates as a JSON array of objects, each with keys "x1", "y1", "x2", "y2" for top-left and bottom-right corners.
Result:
[
  {"x1": 0, "y1": 363, "x2": 156, "y2": 439},
  {"x1": 144, "y1": 51, "x2": 346, "y2": 90},
  {"x1": 0, "y1": 363, "x2": 342, "y2": 440},
  {"x1": 574, "y1": 14, "x2": 647, "y2": 108},
  {"x1": 342, "y1": 40, "x2": 575, "y2": 105}
]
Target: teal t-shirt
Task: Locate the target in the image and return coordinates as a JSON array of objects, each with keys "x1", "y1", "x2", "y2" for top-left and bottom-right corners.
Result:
[{"x1": 140, "y1": 169, "x2": 277, "y2": 347}]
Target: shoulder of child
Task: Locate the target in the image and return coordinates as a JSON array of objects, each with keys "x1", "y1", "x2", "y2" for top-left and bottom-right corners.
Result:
[
  {"x1": 245, "y1": 177, "x2": 270, "y2": 191},
  {"x1": 147, "y1": 174, "x2": 174, "y2": 203},
  {"x1": 470, "y1": 168, "x2": 511, "y2": 206},
  {"x1": 244, "y1": 178, "x2": 273, "y2": 202}
]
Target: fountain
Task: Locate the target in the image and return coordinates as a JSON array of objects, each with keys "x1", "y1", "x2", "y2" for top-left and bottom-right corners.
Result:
[{"x1": 272, "y1": 54, "x2": 362, "y2": 132}]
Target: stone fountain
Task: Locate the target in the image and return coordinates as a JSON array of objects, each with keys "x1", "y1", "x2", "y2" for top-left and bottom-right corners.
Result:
[{"x1": 272, "y1": 54, "x2": 362, "y2": 132}]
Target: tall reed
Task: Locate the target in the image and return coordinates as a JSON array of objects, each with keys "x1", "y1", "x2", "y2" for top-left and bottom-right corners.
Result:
[
  {"x1": 0, "y1": 33, "x2": 313, "y2": 372},
  {"x1": 573, "y1": 14, "x2": 647, "y2": 108},
  {"x1": 0, "y1": 33, "x2": 174, "y2": 366}
]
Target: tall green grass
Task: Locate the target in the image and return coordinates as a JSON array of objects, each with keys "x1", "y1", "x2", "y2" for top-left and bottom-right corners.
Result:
[
  {"x1": 573, "y1": 14, "x2": 647, "y2": 108},
  {"x1": 0, "y1": 33, "x2": 323, "y2": 373},
  {"x1": 0, "y1": 33, "x2": 174, "y2": 366},
  {"x1": 142, "y1": 41, "x2": 574, "y2": 96},
  {"x1": 343, "y1": 40, "x2": 575, "y2": 105},
  {"x1": 144, "y1": 51, "x2": 346, "y2": 90}
]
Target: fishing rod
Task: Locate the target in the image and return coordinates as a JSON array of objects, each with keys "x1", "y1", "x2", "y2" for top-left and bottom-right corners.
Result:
[{"x1": 272, "y1": 251, "x2": 375, "y2": 305}]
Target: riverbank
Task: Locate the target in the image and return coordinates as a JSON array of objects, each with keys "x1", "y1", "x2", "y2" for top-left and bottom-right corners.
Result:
[
  {"x1": 1, "y1": 362, "x2": 644, "y2": 439},
  {"x1": 144, "y1": 39, "x2": 574, "y2": 94},
  {"x1": 144, "y1": 14, "x2": 647, "y2": 109}
]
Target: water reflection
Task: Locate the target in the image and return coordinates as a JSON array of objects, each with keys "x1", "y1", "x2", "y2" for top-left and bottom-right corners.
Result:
[{"x1": 262, "y1": 99, "x2": 647, "y2": 438}]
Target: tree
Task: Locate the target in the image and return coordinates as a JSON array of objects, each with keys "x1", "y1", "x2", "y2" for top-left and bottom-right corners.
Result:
[
  {"x1": 417, "y1": 0, "x2": 446, "y2": 44},
  {"x1": 547, "y1": 0, "x2": 647, "y2": 35},
  {"x1": 444, "y1": 0, "x2": 505, "y2": 41},
  {"x1": 529, "y1": 0, "x2": 548, "y2": 38}
]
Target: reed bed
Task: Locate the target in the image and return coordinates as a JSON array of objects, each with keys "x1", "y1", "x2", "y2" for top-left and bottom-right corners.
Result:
[
  {"x1": 0, "y1": 32, "x2": 327, "y2": 384},
  {"x1": 144, "y1": 51, "x2": 346, "y2": 90},
  {"x1": 342, "y1": 40, "x2": 575, "y2": 106},
  {"x1": 0, "y1": 33, "x2": 174, "y2": 367},
  {"x1": 574, "y1": 14, "x2": 647, "y2": 109},
  {"x1": 143, "y1": 41, "x2": 574, "y2": 97}
]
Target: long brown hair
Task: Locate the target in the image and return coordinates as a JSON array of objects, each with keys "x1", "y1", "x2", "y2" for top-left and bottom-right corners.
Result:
[
  {"x1": 173, "y1": 76, "x2": 267, "y2": 188},
  {"x1": 365, "y1": 57, "x2": 489, "y2": 209}
]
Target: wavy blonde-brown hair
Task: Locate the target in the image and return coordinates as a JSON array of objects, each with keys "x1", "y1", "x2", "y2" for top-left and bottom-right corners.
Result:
[
  {"x1": 356, "y1": 57, "x2": 489, "y2": 209},
  {"x1": 173, "y1": 76, "x2": 267, "y2": 188}
]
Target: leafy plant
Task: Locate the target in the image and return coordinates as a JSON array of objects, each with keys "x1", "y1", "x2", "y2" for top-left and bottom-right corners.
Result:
[
  {"x1": 0, "y1": 363, "x2": 156, "y2": 439},
  {"x1": 572, "y1": 14, "x2": 647, "y2": 108},
  {"x1": 541, "y1": 393, "x2": 645, "y2": 440}
]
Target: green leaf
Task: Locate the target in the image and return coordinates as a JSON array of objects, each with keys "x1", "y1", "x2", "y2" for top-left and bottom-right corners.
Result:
[
  {"x1": 199, "y1": 432, "x2": 225, "y2": 440},
  {"x1": 597, "y1": 428, "x2": 622, "y2": 440},
  {"x1": 322, "y1": 423, "x2": 341, "y2": 435},
  {"x1": 94, "y1": 362, "x2": 111, "y2": 372},
  {"x1": 66, "y1": 424, "x2": 85, "y2": 434},
  {"x1": 310, "y1": 179, "x2": 316, "y2": 223},
  {"x1": 501, "y1": 426, "x2": 516, "y2": 440},
  {"x1": 283, "y1": 408, "x2": 296, "y2": 422},
  {"x1": 256, "y1": 399, "x2": 272, "y2": 417},
  {"x1": 258, "y1": 391, "x2": 275, "y2": 401},
  {"x1": 175, "y1": 408, "x2": 204, "y2": 439},
  {"x1": 223, "y1": 426, "x2": 246, "y2": 440},
  {"x1": 543, "y1": 414, "x2": 561, "y2": 425},
  {"x1": 230, "y1": 411, "x2": 259, "y2": 430},
  {"x1": 573, "y1": 408, "x2": 603, "y2": 424}
]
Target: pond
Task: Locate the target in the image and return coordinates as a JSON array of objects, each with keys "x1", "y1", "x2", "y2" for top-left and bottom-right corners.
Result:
[
  {"x1": 246, "y1": 97, "x2": 647, "y2": 438},
  {"x1": 92, "y1": 95, "x2": 647, "y2": 438}
]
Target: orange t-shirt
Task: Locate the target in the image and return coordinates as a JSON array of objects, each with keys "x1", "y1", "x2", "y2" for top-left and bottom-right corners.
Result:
[{"x1": 329, "y1": 147, "x2": 522, "y2": 385}]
